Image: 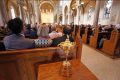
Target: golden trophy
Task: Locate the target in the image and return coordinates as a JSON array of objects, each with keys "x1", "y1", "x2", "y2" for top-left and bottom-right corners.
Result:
[{"x1": 58, "y1": 35, "x2": 75, "y2": 77}]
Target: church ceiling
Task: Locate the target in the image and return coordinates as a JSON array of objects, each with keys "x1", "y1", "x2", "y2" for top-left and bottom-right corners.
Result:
[
  {"x1": 39, "y1": 0, "x2": 59, "y2": 5},
  {"x1": 40, "y1": 3, "x2": 54, "y2": 12},
  {"x1": 70, "y1": 0, "x2": 96, "y2": 9}
]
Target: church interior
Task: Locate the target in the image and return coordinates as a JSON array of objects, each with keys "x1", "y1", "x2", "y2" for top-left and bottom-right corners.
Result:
[{"x1": 0, "y1": 0, "x2": 120, "y2": 80}]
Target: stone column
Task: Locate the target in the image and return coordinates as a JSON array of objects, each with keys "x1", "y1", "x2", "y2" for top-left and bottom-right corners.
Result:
[
  {"x1": 26, "y1": 0, "x2": 32, "y2": 24},
  {"x1": 17, "y1": 0, "x2": 25, "y2": 22},
  {"x1": 62, "y1": 6, "x2": 65, "y2": 25},
  {"x1": 34, "y1": 0, "x2": 41, "y2": 23},
  {"x1": 93, "y1": 0, "x2": 101, "y2": 26},
  {"x1": 76, "y1": 0, "x2": 81, "y2": 25},
  {"x1": 0, "y1": 0, "x2": 9, "y2": 25},
  {"x1": 68, "y1": 7, "x2": 71, "y2": 24},
  {"x1": 57, "y1": 14, "x2": 59, "y2": 24},
  {"x1": 56, "y1": 5, "x2": 60, "y2": 24},
  {"x1": 115, "y1": 8, "x2": 120, "y2": 24},
  {"x1": 0, "y1": 9, "x2": 4, "y2": 26},
  {"x1": 30, "y1": 0, "x2": 35, "y2": 24}
]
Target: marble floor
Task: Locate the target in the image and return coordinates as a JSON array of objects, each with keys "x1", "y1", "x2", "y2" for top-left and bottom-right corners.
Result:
[{"x1": 81, "y1": 44, "x2": 120, "y2": 80}]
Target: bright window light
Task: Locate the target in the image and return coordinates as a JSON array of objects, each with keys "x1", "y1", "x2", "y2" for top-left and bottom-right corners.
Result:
[
  {"x1": 11, "y1": 7, "x2": 15, "y2": 19},
  {"x1": 81, "y1": 2, "x2": 84, "y2": 5}
]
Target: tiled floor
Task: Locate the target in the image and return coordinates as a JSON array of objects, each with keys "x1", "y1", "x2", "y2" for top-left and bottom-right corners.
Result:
[{"x1": 81, "y1": 44, "x2": 120, "y2": 80}]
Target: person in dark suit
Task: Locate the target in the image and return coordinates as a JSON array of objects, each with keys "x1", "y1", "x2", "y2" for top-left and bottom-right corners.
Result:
[{"x1": 51, "y1": 26, "x2": 74, "y2": 47}]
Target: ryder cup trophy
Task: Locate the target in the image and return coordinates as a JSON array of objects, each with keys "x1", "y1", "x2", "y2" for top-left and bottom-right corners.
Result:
[{"x1": 58, "y1": 35, "x2": 75, "y2": 77}]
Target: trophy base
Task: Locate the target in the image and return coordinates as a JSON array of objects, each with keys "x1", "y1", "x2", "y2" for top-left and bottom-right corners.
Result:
[{"x1": 59, "y1": 61, "x2": 72, "y2": 77}]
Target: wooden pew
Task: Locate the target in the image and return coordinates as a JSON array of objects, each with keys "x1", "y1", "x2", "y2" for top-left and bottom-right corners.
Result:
[
  {"x1": 89, "y1": 27, "x2": 99, "y2": 48},
  {"x1": 0, "y1": 47, "x2": 60, "y2": 80},
  {"x1": 82, "y1": 27, "x2": 88, "y2": 43},
  {"x1": 75, "y1": 26, "x2": 82, "y2": 59},
  {"x1": 0, "y1": 33, "x2": 82, "y2": 80},
  {"x1": 80, "y1": 25, "x2": 85, "y2": 38},
  {"x1": 71, "y1": 25, "x2": 76, "y2": 39},
  {"x1": 102, "y1": 29, "x2": 120, "y2": 56}
]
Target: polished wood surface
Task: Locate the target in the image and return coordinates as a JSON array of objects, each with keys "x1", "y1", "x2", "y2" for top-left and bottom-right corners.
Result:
[
  {"x1": 75, "y1": 27, "x2": 82, "y2": 59},
  {"x1": 38, "y1": 59, "x2": 97, "y2": 80},
  {"x1": 0, "y1": 47, "x2": 60, "y2": 80},
  {"x1": 102, "y1": 29, "x2": 120, "y2": 56},
  {"x1": 82, "y1": 27, "x2": 88, "y2": 43},
  {"x1": 0, "y1": 32, "x2": 82, "y2": 80},
  {"x1": 89, "y1": 27, "x2": 99, "y2": 48}
]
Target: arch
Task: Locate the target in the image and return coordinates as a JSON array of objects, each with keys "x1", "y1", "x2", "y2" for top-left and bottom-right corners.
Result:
[
  {"x1": 39, "y1": 0, "x2": 55, "y2": 11},
  {"x1": 40, "y1": 3, "x2": 54, "y2": 12},
  {"x1": 6, "y1": 0, "x2": 18, "y2": 19},
  {"x1": 59, "y1": 14, "x2": 62, "y2": 24},
  {"x1": 40, "y1": 1, "x2": 54, "y2": 23},
  {"x1": 70, "y1": 0, "x2": 76, "y2": 10},
  {"x1": 64, "y1": 5, "x2": 68, "y2": 16}
]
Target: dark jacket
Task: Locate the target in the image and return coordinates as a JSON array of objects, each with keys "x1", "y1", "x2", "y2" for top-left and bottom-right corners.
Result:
[{"x1": 51, "y1": 35, "x2": 74, "y2": 47}]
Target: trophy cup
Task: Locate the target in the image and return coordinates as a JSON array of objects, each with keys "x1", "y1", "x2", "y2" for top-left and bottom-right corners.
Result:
[{"x1": 58, "y1": 35, "x2": 75, "y2": 77}]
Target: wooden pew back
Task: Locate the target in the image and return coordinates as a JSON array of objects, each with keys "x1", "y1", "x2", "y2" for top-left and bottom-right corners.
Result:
[
  {"x1": 0, "y1": 47, "x2": 59, "y2": 80},
  {"x1": 75, "y1": 26, "x2": 82, "y2": 59},
  {"x1": 89, "y1": 27, "x2": 99, "y2": 48},
  {"x1": 82, "y1": 27, "x2": 88, "y2": 43},
  {"x1": 0, "y1": 32, "x2": 82, "y2": 80},
  {"x1": 102, "y1": 29, "x2": 120, "y2": 56}
]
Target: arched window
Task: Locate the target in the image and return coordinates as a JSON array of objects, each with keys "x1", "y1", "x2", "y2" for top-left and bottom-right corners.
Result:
[
  {"x1": 104, "y1": 0, "x2": 113, "y2": 19},
  {"x1": 10, "y1": 6, "x2": 16, "y2": 19},
  {"x1": 87, "y1": 7, "x2": 93, "y2": 20}
]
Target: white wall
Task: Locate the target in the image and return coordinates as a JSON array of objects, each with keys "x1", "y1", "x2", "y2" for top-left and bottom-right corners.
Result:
[
  {"x1": 82, "y1": 1, "x2": 95, "y2": 25},
  {"x1": 41, "y1": 12, "x2": 54, "y2": 23},
  {"x1": 79, "y1": 0, "x2": 120, "y2": 25},
  {"x1": 61, "y1": 0, "x2": 71, "y2": 25}
]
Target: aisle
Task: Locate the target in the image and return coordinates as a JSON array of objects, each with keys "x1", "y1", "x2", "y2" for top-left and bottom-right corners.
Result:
[{"x1": 81, "y1": 44, "x2": 120, "y2": 80}]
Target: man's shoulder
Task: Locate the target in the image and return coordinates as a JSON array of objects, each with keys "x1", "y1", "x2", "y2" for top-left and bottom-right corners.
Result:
[{"x1": 4, "y1": 34, "x2": 14, "y2": 40}]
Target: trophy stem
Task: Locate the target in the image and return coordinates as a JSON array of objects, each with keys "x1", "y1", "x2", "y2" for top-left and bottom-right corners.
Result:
[{"x1": 65, "y1": 53, "x2": 68, "y2": 63}]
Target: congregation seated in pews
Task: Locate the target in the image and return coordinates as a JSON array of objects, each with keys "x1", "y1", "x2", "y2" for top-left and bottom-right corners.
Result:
[
  {"x1": 0, "y1": 18, "x2": 82, "y2": 80},
  {"x1": 0, "y1": 18, "x2": 75, "y2": 50},
  {"x1": 0, "y1": 17, "x2": 82, "y2": 60},
  {"x1": 80, "y1": 24, "x2": 120, "y2": 57},
  {"x1": 102, "y1": 28, "x2": 120, "y2": 56},
  {"x1": 81, "y1": 25, "x2": 93, "y2": 44}
]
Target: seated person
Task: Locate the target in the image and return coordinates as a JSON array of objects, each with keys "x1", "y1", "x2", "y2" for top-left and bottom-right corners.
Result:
[
  {"x1": 49, "y1": 26, "x2": 62, "y2": 39},
  {"x1": 24, "y1": 24, "x2": 37, "y2": 39},
  {"x1": 98, "y1": 35, "x2": 107, "y2": 48},
  {"x1": 3, "y1": 18, "x2": 35, "y2": 50},
  {"x1": 116, "y1": 23, "x2": 120, "y2": 32},
  {"x1": 56, "y1": 26, "x2": 63, "y2": 36},
  {"x1": 34, "y1": 25, "x2": 52, "y2": 48},
  {"x1": 51, "y1": 26, "x2": 74, "y2": 47},
  {"x1": 105, "y1": 24, "x2": 114, "y2": 32},
  {"x1": 37, "y1": 23, "x2": 49, "y2": 37},
  {"x1": 80, "y1": 25, "x2": 85, "y2": 38},
  {"x1": 0, "y1": 41, "x2": 5, "y2": 51},
  {"x1": 52, "y1": 26, "x2": 75, "y2": 59}
]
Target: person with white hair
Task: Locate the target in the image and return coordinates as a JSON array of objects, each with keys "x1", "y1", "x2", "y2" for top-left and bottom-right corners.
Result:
[
  {"x1": 37, "y1": 23, "x2": 49, "y2": 37},
  {"x1": 116, "y1": 23, "x2": 120, "y2": 29},
  {"x1": 34, "y1": 23, "x2": 52, "y2": 47},
  {"x1": 49, "y1": 25, "x2": 62, "y2": 39}
]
